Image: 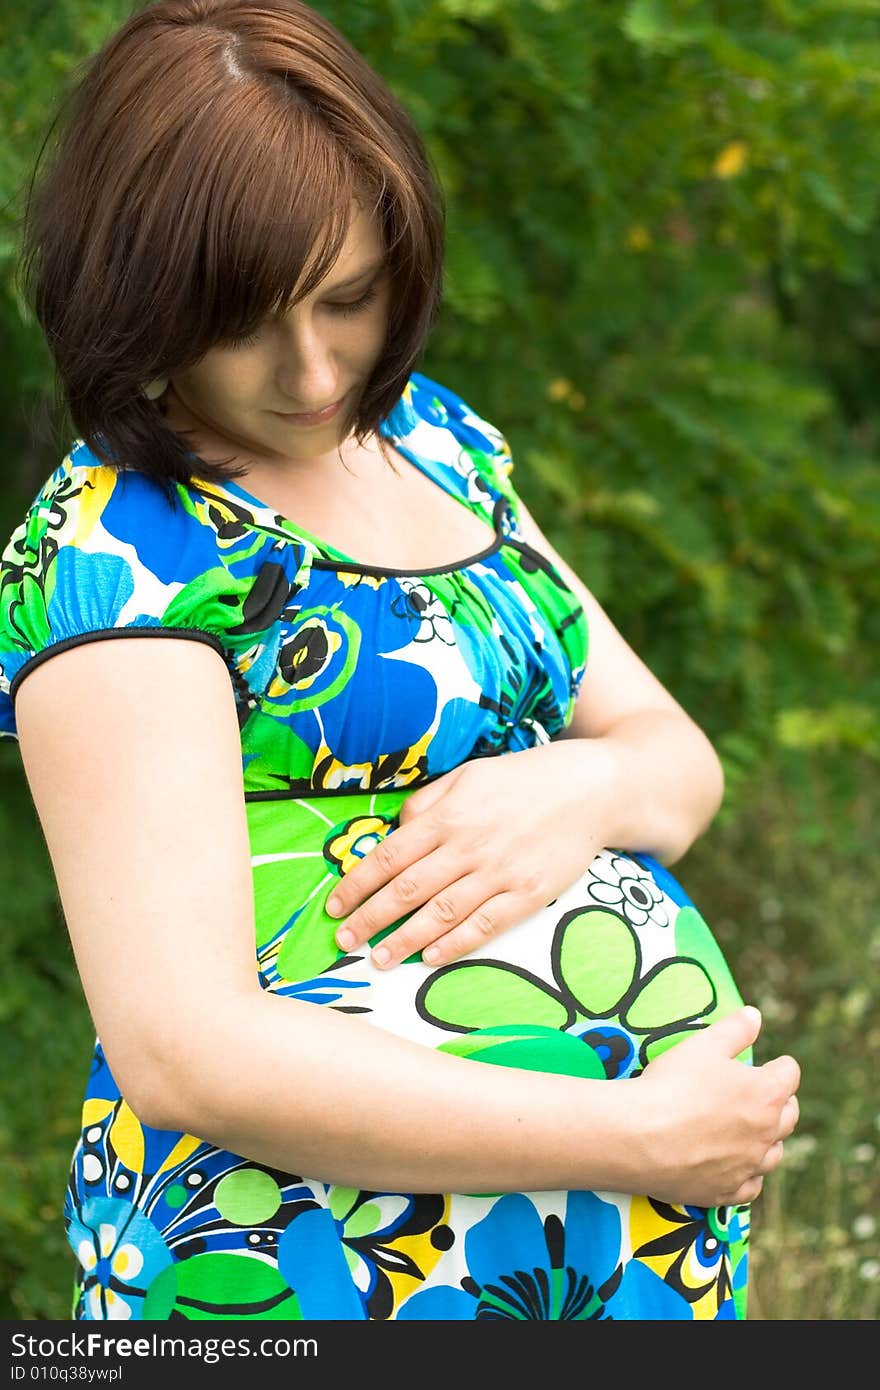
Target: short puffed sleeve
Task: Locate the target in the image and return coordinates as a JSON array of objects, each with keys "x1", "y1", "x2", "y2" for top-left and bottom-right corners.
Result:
[
  {"x1": 387, "y1": 373, "x2": 588, "y2": 712},
  {"x1": 386, "y1": 371, "x2": 522, "y2": 533},
  {"x1": 0, "y1": 444, "x2": 312, "y2": 739}
]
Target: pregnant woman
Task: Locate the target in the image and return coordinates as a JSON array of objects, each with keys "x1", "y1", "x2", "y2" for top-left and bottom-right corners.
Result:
[{"x1": 0, "y1": 0, "x2": 799, "y2": 1321}]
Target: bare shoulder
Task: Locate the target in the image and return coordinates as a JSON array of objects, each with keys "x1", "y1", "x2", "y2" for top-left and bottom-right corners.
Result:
[{"x1": 15, "y1": 636, "x2": 259, "y2": 1126}]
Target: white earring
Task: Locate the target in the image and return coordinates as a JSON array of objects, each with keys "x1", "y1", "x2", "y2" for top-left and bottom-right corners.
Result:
[{"x1": 142, "y1": 376, "x2": 169, "y2": 400}]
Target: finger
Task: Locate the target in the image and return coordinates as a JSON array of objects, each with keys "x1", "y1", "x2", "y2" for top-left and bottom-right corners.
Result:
[
  {"x1": 420, "y1": 890, "x2": 527, "y2": 966},
  {"x1": 396, "y1": 769, "x2": 462, "y2": 823},
  {"x1": 727, "y1": 1174, "x2": 764, "y2": 1206},
  {"x1": 336, "y1": 848, "x2": 466, "y2": 957},
  {"x1": 686, "y1": 1006, "x2": 763, "y2": 1060},
  {"x1": 759, "y1": 1140, "x2": 785, "y2": 1175},
  {"x1": 325, "y1": 816, "x2": 438, "y2": 922},
  {"x1": 759, "y1": 1053, "x2": 801, "y2": 1098},
  {"x1": 368, "y1": 870, "x2": 491, "y2": 969},
  {"x1": 777, "y1": 1094, "x2": 800, "y2": 1140}
]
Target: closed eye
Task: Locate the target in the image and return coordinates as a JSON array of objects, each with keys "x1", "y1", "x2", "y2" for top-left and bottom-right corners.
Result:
[
  {"x1": 326, "y1": 283, "x2": 382, "y2": 318},
  {"x1": 227, "y1": 329, "x2": 262, "y2": 349},
  {"x1": 226, "y1": 282, "x2": 382, "y2": 348}
]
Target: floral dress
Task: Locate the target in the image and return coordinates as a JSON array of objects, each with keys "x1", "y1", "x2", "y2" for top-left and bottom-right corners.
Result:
[{"x1": 0, "y1": 372, "x2": 749, "y2": 1320}]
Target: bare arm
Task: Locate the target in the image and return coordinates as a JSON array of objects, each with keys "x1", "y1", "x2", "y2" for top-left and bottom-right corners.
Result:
[
  {"x1": 15, "y1": 638, "x2": 797, "y2": 1206},
  {"x1": 515, "y1": 497, "x2": 725, "y2": 863}
]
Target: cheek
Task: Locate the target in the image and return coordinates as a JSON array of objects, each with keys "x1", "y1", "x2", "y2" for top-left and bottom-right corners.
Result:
[
  {"x1": 343, "y1": 288, "x2": 391, "y2": 363},
  {"x1": 353, "y1": 310, "x2": 390, "y2": 364},
  {"x1": 192, "y1": 361, "x2": 264, "y2": 410}
]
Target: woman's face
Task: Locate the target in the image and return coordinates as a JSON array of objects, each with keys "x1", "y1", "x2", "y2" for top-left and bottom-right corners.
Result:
[{"x1": 162, "y1": 203, "x2": 390, "y2": 471}]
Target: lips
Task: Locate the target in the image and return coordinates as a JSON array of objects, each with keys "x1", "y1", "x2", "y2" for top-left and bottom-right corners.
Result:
[{"x1": 272, "y1": 394, "x2": 346, "y2": 426}]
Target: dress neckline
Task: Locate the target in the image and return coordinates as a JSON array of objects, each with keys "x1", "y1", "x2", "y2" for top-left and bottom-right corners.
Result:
[{"x1": 190, "y1": 410, "x2": 508, "y2": 578}]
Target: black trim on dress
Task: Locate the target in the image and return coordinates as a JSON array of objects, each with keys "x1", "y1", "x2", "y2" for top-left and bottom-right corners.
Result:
[
  {"x1": 8, "y1": 627, "x2": 228, "y2": 702},
  {"x1": 307, "y1": 495, "x2": 509, "y2": 578}
]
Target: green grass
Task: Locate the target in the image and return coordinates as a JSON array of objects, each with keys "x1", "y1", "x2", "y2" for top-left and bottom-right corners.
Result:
[
  {"x1": 0, "y1": 745, "x2": 95, "y2": 1319},
  {"x1": 1, "y1": 743, "x2": 877, "y2": 1320},
  {"x1": 681, "y1": 755, "x2": 880, "y2": 1320}
]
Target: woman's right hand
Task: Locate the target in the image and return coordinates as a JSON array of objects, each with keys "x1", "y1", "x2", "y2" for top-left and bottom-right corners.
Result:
[{"x1": 631, "y1": 1005, "x2": 801, "y2": 1209}]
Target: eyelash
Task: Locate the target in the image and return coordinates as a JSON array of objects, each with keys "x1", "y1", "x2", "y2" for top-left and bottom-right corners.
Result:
[
  {"x1": 332, "y1": 283, "x2": 381, "y2": 319},
  {"x1": 230, "y1": 283, "x2": 381, "y2": 348}
]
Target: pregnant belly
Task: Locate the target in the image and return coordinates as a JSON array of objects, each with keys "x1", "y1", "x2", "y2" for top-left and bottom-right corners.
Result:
[
  {"x1": 246, "y1": 786, "x2": 747, "y2": 1078},
  {"x1": 65, "y1": 786, "x2": 749, "y2": 1324}
]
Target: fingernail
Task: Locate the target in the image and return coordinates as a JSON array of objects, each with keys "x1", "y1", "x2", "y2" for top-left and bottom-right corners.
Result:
[
  {"x1": 373, "y1": 945, "x2": 391, "y2": 967},
  {"x1": 423, "y1": 946, "x2": 440, "y2": 964},
  {"x1": 326, "y1": 895, "x2": 342, "y2": 916},
  {"x1": 336, "y1": 928, "x2": 355, "y2": 951}
]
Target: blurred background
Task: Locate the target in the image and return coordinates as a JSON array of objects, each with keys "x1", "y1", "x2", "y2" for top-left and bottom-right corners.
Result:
[{"x1": 0, "y1": 0, "x2": 878, "y2": 1320}]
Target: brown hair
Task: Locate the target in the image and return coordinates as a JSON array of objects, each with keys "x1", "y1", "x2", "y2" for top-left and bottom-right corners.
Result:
[{"x1": 16, "y1": 0, "x2": 445, "y2": 498}]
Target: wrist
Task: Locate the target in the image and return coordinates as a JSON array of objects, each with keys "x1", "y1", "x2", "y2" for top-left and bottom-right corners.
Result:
[
  {"x1": 561, "y1": 735, "x2": 633, "y2": 848},
  {"x1": 560, "y1": 720, "x2": 718, "y2": 864},
  {"x1": 588, "y1": 1073, "x2": 652, "y2": 1194}
]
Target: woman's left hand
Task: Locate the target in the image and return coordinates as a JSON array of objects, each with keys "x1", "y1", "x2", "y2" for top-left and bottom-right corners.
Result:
[{"x1": 325, "y1": 740, "x2": 615, "y2": 969}]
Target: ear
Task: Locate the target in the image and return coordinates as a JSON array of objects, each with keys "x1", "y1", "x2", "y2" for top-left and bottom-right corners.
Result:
[{"x1": 142, "y1": 376, "x2": 169, "y2": 400}]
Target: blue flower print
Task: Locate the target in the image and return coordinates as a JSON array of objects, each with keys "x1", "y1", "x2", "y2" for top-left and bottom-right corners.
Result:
[
  {"x1": 67, "y1": 1197, "x2": 173, "y2": 1319},
  {"x1": 397, "y1": 1192, "x2": 693, "y2": 1320}
]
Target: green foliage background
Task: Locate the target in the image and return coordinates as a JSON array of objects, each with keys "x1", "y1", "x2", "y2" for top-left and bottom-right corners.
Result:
[{"x1": 1, "y1": 0, "x2": 878, "y2": 1320}]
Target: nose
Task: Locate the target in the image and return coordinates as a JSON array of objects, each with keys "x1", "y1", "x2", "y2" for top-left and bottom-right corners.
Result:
[{"x1": 274, "y1": 313, "x2": 339, "y2": 411}]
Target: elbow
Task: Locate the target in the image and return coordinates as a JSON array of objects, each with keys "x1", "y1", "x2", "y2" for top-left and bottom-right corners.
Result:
[
  {"x1": 98, "y1": 1031, "x2": 198, "y2": 1134},
  {"x1": 128, "y1": 988, "x2": 266, "y2": 1136},
  {"x1": 664, "y1": 740, "x2": 725, "y2": 865},
  {"x1": 124, "y1": 1083, "x2": 176, "y2": 1134},
  {"x1": 99, "y1": 1059, "x2": 173, "y2": 1133},
  {"x1": 701, "y1": 740, "x2": 726, "y2": 828}
]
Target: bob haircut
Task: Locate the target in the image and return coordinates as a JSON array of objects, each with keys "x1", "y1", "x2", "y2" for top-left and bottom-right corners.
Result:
[{"x1": 17, "y1": 0, "x2": 445, "y2": 497}]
